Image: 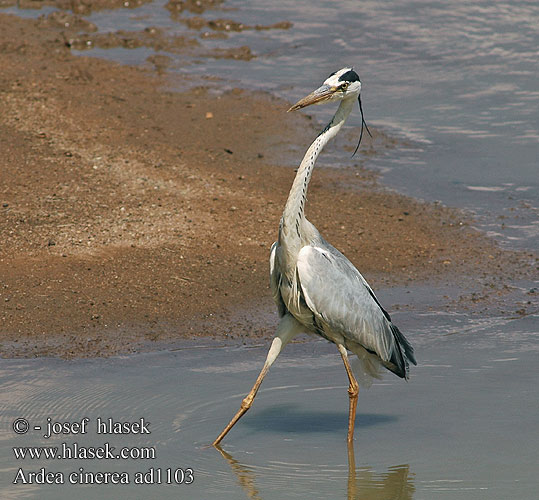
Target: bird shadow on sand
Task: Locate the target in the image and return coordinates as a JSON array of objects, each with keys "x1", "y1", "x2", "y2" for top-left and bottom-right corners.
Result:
[{"x1": 243, "y1": 404, "x2": 397, "y2": 434}]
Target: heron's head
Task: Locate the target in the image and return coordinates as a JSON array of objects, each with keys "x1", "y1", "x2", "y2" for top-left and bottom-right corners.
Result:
[
  {"x1": 287, "y1": 67, "x2": 362, "y2": 112},
  {"x1": 288, "y1": 67, "x2": 371, "y2": 155}
]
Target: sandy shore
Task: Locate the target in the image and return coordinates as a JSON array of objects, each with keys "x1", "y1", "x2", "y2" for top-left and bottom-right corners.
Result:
[{"x1": 0, "y1": 11, "x2": 533, "y2": 358}]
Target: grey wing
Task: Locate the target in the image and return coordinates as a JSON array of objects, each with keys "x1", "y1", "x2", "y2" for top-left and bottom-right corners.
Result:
[
  {"x1": 296, "y1": 244, "x2": 416, "y2": 378},
  {"x1": 269, "y1": 242, "x2": 286, "y2": 317}
]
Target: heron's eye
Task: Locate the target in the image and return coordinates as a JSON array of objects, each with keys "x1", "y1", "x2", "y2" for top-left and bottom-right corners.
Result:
[{"x1": 340, "y1": 82, "x2": 349, "y2": 91}]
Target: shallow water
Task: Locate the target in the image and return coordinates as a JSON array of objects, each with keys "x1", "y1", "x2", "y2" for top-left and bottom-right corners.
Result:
[{"x1": 1, "y1": 295, "x2": 538, "y2": 499}]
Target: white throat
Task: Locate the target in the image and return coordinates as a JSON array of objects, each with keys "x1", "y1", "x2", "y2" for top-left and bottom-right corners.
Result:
[{"x1": 281, "y1": 96, "x2": 356, "y2": 233}]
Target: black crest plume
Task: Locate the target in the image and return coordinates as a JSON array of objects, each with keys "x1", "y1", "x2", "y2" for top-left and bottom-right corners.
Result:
[{"x1": 352, "y1": 95, "x2": 372, "y2": 157}]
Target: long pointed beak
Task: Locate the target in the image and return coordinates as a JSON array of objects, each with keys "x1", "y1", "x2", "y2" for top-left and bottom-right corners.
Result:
[{"x1": 287, "y1": 84, "x2": 337, "y2": 112}]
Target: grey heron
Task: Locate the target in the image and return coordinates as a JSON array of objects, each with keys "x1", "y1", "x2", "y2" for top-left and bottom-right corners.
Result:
[{"x1": 213, "y1": 67, "x2": 416, "y2": 446}]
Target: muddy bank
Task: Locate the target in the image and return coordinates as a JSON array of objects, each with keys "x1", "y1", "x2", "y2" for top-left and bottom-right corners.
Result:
[
  {"x1": 0, "y1": 13, "x2": 534, "y2": 358},
  {"x1": 15, "y1": 0, "x2": 292, "y2": 60}
]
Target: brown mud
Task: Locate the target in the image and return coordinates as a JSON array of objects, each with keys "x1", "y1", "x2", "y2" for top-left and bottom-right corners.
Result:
[{"x1": 0, "y1": 11, "x2": 535, "y2": 358}]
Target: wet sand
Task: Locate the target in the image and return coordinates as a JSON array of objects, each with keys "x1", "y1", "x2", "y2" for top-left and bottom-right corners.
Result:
[{"x1": 0, "y1": 11, "x2": 534, "y2": 358}]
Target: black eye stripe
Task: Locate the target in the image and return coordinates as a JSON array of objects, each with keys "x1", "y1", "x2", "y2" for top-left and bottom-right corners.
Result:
[{"x1": 338, "y1": 70, "x2": 360, "y2": 83}]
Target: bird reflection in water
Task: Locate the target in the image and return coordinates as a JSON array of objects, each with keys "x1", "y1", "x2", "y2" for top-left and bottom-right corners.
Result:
[
  {"x1": 215, "y1": 443, "x2": 415, "y2": 500},
  {"x1": 346, "y1": 445, "x2": 415, "y2": 500}
]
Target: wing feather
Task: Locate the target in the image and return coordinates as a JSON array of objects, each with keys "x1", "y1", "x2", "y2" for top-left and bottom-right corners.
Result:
[
  {"x1": 296, "y1": 245, "x2": 415, "y2": 378},
  {"x1": 269, "y1": 242, "x2": 286, "y2": 317}
]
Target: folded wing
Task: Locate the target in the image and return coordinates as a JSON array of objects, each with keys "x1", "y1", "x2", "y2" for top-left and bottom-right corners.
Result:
[{"x1": 296, "y1": 244, "x2": 416, "y2": 378}]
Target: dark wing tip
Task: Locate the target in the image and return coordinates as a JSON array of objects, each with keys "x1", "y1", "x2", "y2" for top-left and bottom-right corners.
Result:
[
  {"x1": 385, "y1": 324, "x2": 417, "y2": 379},
  {"x1": 392, "y1": 324, "x2": 417, "y2": 364}
]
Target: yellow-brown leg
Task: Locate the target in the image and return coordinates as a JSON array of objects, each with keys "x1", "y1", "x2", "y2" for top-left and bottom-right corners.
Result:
[
  {"x1": 337, "y1": 344, "x2": 360, "y2": 444},
  {"x1": 213, "y1": 314, "x2": 303, "y2": 447},
  {"x1": 347, "y1": 439, "x2": 357, "y2": 500},
  {"x1": 213, "y1": 363, "x2": 270, "y2": 446}
]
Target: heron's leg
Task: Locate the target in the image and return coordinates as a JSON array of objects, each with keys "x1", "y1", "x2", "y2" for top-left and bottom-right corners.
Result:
[
  {"x1": 212, "y1": 350, "x2": 274, "y2": 447},
  {"x1": 347, "y1": 439, "x2": 357, "y2": 500},
  {"x1": 213, "y1": 314, "x2": 302, "y2": 447},
  {"x1": 337, "y1": 344, "x2": 359, "y2": 444}
]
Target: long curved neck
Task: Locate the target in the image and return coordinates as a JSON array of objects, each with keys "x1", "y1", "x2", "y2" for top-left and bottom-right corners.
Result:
[{"x1": 281, "y1": 97, "x2": 355, "y2": 233}]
